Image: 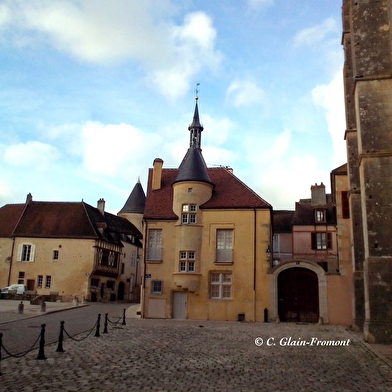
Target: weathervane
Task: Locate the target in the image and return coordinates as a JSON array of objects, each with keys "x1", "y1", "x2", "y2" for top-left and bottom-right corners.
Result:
[{"x1": 195, "y1": 83, "x2": 200, "y2": 100}]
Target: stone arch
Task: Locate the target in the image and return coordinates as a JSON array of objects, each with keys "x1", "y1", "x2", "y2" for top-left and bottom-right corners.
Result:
[{"x1": 268, "y1": 260, "x2": 328, "y2": 323}]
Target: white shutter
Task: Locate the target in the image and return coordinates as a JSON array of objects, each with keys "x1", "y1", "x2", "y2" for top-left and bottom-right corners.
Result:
[
  {"x1": 30, "y1": 245, "x2": 36, "y2": 262},
  {"x1": 17, "y1": 244, "x2": 22, "y2": 261}
]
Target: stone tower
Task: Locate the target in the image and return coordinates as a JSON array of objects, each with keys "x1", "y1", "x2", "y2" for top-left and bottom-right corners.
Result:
[
  {"x1": 118, "y1": 179, "x2": 146, "y2": 233},
  {"x1": 342, "y1": 0, "x2": 392, "y2": 343},
  {"x1": 172, "y1": 98, "x2": 214, "y2": 278}
]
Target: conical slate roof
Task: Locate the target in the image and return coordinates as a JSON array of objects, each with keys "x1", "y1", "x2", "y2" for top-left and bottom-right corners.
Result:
[
  {"x1": 174, "y1": 99, "x2": 212, "y2": 185},
  {"x1": 119, "y1": 181, "x2": 146, "y2": 214},
  {"x1": 174, "y1": 147, "x2": 212, "y2": 184}
]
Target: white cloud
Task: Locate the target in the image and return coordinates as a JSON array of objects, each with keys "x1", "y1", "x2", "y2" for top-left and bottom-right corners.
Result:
[
  {"x1": 0, "y1": 1, "x2": 221, "y2": 100},
  {"x1": 202, "y1": 115, "x2": 234, "y2": 146},
  {"x1": 293, "y1": 18, "x2": 337, "y2": 48},
  {"x1": 80, "y1": 121, "x2": 162, "y2": 176},
  {"x1": 226, "y1": 80, "x2": 266, "y2": 108},
  {"x1": 312, "y1": 71, "x2": 346, "y2": 166},
  {"x1": 4, "y1": 141, "x2": 59, "y2": 170}
]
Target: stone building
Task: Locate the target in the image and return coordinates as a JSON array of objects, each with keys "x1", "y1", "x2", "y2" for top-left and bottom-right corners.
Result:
[
  {"x1": 342, "y1": 0, "x2": 392, "y2": 342},
  {"x1": 138, "y1": 99, "x2": 273, "y2": 321},
  {"x1": 0, "y1": 195, "x2": 142, "y2": 302},
  {"x1": 269, "y1": 169, "x2": 353, "y2": 326}
]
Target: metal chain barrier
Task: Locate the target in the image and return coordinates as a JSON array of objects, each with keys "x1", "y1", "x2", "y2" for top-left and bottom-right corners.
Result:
[{"x1": 0, "y1": 312, "x2": 123, "y2": 375}]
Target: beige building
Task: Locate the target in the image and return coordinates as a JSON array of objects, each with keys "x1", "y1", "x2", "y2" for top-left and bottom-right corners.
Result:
[
  {"x1": 0, "y1": 194, "x2": 142, "y2": 302},
  {"x1": 140, "y1": 100, "x2": 273, "y2": 321},
  {"x1": 269, "y1": 169, "x2": 353, "y2": 326}
]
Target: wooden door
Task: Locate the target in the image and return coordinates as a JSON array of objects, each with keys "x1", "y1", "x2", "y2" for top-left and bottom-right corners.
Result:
[{"x1": 278, "y1": 268, "x2": 319, "y2": 323}]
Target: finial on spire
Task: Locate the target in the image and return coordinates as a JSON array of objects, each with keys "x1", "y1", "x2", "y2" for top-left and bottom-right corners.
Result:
[{"x1": 195, "y1": 83, "x2": 200, "y2": 100}]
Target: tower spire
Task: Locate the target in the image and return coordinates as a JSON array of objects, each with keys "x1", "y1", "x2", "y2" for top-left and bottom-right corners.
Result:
[{"x1": 188, "y1": 84, "x2": 203, "y2": 149}]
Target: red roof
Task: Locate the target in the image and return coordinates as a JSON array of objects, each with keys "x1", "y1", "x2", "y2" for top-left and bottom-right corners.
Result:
[
  {"x1": 144, "y1": 167, "x2": 271, "y2": 220},
  {"x1": 0, "y1": 204, "x2": 25, "y2": 237}
]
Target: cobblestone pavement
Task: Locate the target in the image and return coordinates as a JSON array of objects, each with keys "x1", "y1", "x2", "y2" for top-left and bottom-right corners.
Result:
[{"x1": 1, "y1": 318, "x2": 391, "y2": 392}]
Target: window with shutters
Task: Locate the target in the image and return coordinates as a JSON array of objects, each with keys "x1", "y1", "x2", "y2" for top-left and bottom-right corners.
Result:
[
  {"x1": 311, "y1": 232, "x2": 332, "y2": 250},
  {"x1": 17, "y1": 244, "x2": 35, "y2": 262}
]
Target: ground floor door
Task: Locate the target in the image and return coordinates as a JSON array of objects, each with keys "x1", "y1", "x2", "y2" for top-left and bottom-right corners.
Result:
[
  {"x1": 117, "y1": 282, "x2": 125, "y2": 301},
  {"x1": 172, "y1": 292, "x2": 187, "y2": 319},
  {"x1": 27, "y1": 279, "x2": 35, "y2": 291},
  {"x1": 278, "y1": 267, "x2": 319, "y2": 323}
]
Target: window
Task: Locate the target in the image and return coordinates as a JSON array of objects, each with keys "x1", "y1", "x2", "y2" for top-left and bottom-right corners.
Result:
[
  {"x1": 53, "y1": 250, "x2": 59, "y2": 260},
  {"x1": 181, "y1": 204, "x2": 197, "y2": 224},
  {"x1": 106, "y1": 281, "x2": 115, "y2": 291},
  {"x1": 311, "y1": 232, "x2": 332, "y2": 250},
  {"x1": 37, "y1": 275, "x2": 43, "y2": 288},
  {"x1": 147, "y1": 229, "x2": 162, "y2": 260},
  {"x1": 273, "y1": 234, "x2": 280, "y2": 253},
  {"x1": 17, "y1": 244, "x2": 35, "y2": 262},
  {"x1": 45, "y1": 276, "x2": 51, "y2": 289},
  {"x1": 18, "y1": 271, "x2": 25, "y2": 284},
  {"x1": 315, "y1": 209, "x2": 326, "y2": 223},
  {"x1": 131, "y1": 251, "x2": 136, "y2": 267},
  {"x1": 151, "y1": 280, "x2": 163, "y2": 294},
  {"x1": 210, "y1": 273, "x2": 232, "y2": 299},
  {"x1": 215, "y1": 229, "x2": 233, "y2": 263},
  {"x1": 179, "y1": 251, "x2": 195, "y2": 272},
  {"x1": 342, "y1": 191, "x2": 350, "y2": 219}
]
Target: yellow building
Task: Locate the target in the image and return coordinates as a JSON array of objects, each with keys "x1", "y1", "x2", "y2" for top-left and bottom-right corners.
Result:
[
  {"x1": 140, "y1": 100, "x2": 272, "y2": 321},
  {"x1": 0, "y1": 194, "x2": 142, "y2": 302}
]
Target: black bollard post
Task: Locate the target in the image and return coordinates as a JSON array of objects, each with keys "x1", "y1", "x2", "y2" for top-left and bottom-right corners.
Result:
[
  {"x1": 264, "y1": 308, "x2": 269, "y2": 323},
  {"x1": 122, "y1": 308, "x2": 126, "y2": 326},
  {"x1": 0, "y1": 332, "x2": 3, "y2": 375},
  {"x1": 36, "y1": 324, "x2": 46, "y2": 360},
  {"x1": 56, "y1": 321, "x2": 65, "y2": 353},
  {"x1": 103, "y1": 313, "x2": 108, "y2": 334},
  {"x1": 94, "y1": 314, "x2": 101, "y2": 337},
  {"x1": 18, "y1": 301, "x2": 24, "y2": 314}
]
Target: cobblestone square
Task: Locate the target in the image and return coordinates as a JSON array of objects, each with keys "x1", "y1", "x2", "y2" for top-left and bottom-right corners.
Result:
[{"x1": 1, "y1": 319, "x2": 391, "y2": 391}]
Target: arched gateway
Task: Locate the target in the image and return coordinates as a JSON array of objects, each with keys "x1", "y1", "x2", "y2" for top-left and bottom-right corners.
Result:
[{"x1": 268, "y1": 260, "x2": 328, "y2": 323}]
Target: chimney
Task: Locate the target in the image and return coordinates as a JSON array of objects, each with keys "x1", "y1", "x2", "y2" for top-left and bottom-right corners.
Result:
[
  {"x1": 152, "y1": 158, "x2": 163, "y2": 190},
  {"x1": 311, "y1": 183, "x2": 326, "y2": 206},
  {"x1": 97, "y1": 198, "x2": 105, "y2": 215},
  {"x1": 26, "y1": 193, "x2": 33, "y2": 204}
]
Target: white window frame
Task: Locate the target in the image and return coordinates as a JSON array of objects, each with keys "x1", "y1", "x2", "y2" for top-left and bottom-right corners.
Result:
[
  {"x1": 147, "y1": 229, "x2": 162, "y2": 260},
  {"x1": 215, "y1": 229, "x2": 233, "y2": 263},
  {"x1": 181, "y1": 204, "x2": 197, "y2": 225},
  {"x1": 210, "y1": 272, "x2": 232, "y2": 299},
  {"x1": 53, "y1": 250, "x2": 59, "y2": 260},
  {"x1": 179, "y1": 251, "x2": 195, "y2": 272},
  {"x1": 37, "y1": 275, "x2": 43, "y2": 288},
  {"x1": 45, "y1": 275, "x2": 52, "y2": 289},
  {"x1": 151, "y1": 280, "x2": 163, "y2": 294}
]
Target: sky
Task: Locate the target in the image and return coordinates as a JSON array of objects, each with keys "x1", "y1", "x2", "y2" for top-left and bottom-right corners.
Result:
[{"x1": 0, "y1": 0, "x2": 346, "y2": 212}]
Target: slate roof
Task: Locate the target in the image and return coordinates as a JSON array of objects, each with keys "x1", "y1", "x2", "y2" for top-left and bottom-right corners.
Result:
[
  {"x1": 174, "y1": 147, "x2": 212, "y2": 185},
  {"x1": 144, "y1": 167, "x2": 271, "y2": 220},
  {"x1": 118, "y1": 181, "x2": 146, "y2": 214},
  {"x1": 1, "y1": 200, "x2": 142, "y2": 246},
  {"x1": 273, "y1": 210, "x2": 295, "y2": 233},
  {"x1": 292, "y1": 200, "x2": 336, "y2": 226}
]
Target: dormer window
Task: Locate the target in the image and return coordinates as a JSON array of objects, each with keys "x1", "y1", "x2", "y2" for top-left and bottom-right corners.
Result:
[
  {"x1": 315, "y1": 209, "x2": 326, "y2": 223},
  {"x1": 182, "y1": 204, "x2": 197, "y2": 224}
]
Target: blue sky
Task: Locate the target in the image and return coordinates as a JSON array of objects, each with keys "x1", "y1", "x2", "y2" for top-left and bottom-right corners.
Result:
[{"x1": 0, "y1": 0, "x2": 346, "y2": 212}]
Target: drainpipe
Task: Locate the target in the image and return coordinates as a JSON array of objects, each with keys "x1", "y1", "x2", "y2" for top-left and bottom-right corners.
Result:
[
  {"x1": 7, "y1": 237, "x2": 15, "y2": 286},
  {"x1": 140, "y1": 219, "x2": 147, "y2": 318},
  {"x1": 253, "y1": 208, "x2": 257, "y2": 322}
]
